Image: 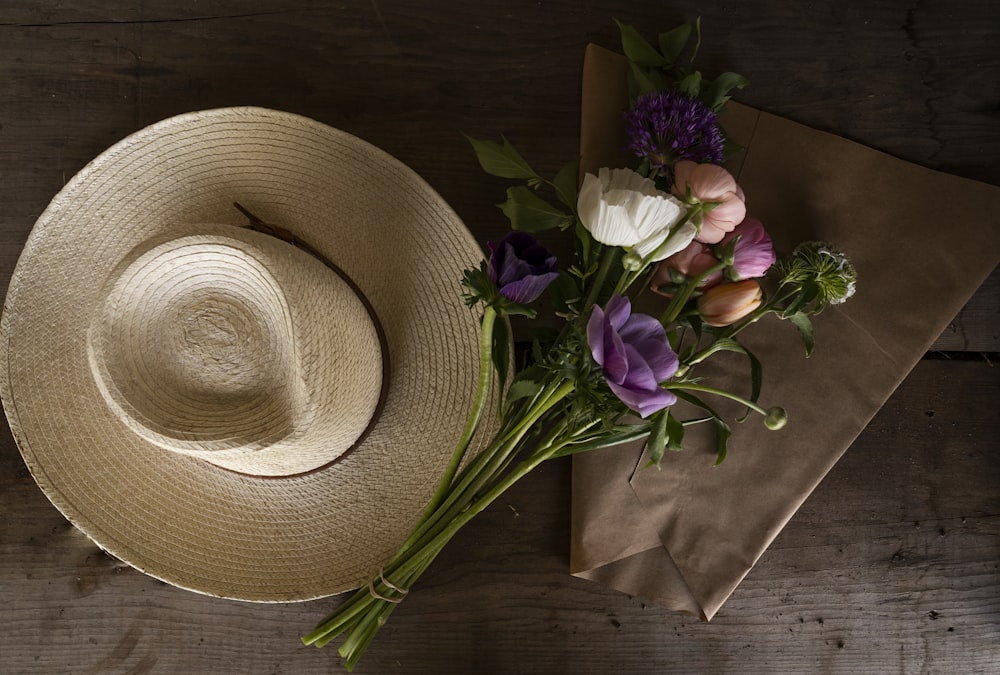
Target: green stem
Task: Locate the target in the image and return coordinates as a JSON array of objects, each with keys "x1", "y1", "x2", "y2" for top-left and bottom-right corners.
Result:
[
  {"x1": 613, "y1": 201, "x2": 712, "y2": 298},
  {"x1": 301, "y1": 593, "x2": 373, "y2": 646},
  {"x1": 659, "y1": 259, "x2": 727, "y2": 325},
  {"x1": 666, "y1": 382, "x2": 769, "y2": 416},
  {"x1": 551, "y1": 426, "x2": 651, "y2": 458},
  {"x1": 350, "y1": 377, "x2": 573, "y2": 615},
  {"x1": 581, "y1": 245, "x2": 617, "y2": 316},
  {"x1": 680, "y1": 283, "x2": 800, "y2": 369},
  {"x1": 420, "y1": 305, "x2": 497, "y2": 518},
  {"x1": 414, "y1": 379, "x2": 574, "y2": 536},
  {"x1": 304, "y1": 380, "x2": 578, "y2": 655}
]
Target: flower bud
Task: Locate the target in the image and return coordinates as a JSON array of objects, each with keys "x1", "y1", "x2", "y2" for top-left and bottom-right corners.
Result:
[
  {"x1": 777, "y1": 241, "x2": 857, "y2": 308},
  {"x1": 764, "y1": 406, "x2": 788, "y2": 430},
  {"x1": 697, "y1": 280, "x2": 762, "y2": 327},
  {"x1": 650, "y1": 240, "x2": 722, "y2": 296},
  {"x1": 622, "y1": 251, "x2": 644, "y2": 271},
  {"x1": 720, "y1": 217, "x2": 776, "y2": 280}
]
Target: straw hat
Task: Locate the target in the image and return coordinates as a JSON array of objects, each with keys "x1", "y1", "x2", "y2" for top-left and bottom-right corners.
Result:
[{"x1": 0, "y1": 107, "x2": 493, "y2": 601}]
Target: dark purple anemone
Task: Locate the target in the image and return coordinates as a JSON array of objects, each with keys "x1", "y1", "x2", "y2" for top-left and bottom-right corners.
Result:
[
  {"x1": 623, "y1": 91, "x2": 725, "y2": 172},
  {"x1": 487, "y1": 231, "x2": 558, "y2": 304},
  {"x1": 586, "y1": 295, "x2": 678, "y2": 418}
]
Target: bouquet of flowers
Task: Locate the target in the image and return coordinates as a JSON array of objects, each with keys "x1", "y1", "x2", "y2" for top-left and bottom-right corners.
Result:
[{"x1": 302, "y1": 19, "x2": 856, "y2": 669}]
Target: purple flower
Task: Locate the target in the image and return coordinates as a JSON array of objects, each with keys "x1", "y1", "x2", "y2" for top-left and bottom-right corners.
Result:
[
  {"x1": 487, "y1": 231, "x2": 558, "y2": 304},
  {"x1": 623, "y1": 91, "x2": 725, "y2": 172},
  {"x1": 720, "y1": 217, "x2": 776, "y2": 280},
  {"x1": 586, "y1": 295, "x2": 679, "y2": 418}
]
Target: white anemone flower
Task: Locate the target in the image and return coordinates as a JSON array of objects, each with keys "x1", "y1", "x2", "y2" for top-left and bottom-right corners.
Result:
[{"x1": 577, "y1": 167, "x2": 695, "y2": 262}]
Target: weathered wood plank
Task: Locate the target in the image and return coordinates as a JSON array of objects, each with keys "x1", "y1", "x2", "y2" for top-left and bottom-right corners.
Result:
[
  {"x1": 0, "y1": 1, "x2": 997, "y2": 673},
  {"x1": 1, "y1": 361, "x2": 996, "y2": 673},
  {"x1": 2, "y1": 1, "x2": 995, "y2": 350}
]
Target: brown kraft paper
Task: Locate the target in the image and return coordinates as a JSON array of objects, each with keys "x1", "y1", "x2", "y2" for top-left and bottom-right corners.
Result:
[{"x1": 570, "y1": 44, "x2": 1000, "y2": 620}]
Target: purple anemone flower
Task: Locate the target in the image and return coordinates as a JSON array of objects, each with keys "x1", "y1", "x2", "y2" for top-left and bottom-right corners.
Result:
[
  {"x1": 623, "y1": 91, "x2": 725, "y2": 172},
  {"x1": 487, "y1": 231, "x2": 558, "y2": 304},
  {"x1": 586, "y1": 295, "x2": 678, "y2": 418}
]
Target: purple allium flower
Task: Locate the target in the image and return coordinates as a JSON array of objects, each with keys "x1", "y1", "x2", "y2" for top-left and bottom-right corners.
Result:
[
  {"x1": 623, "y1": 91, "x2": 725, "y2": 172},
  {"x1": 720, "y1": 216, "x2": 776, "y2": 280},
  {"x1": 586, "y1": 295, "x2": 678, "y2": 418},
  {"x1": 487, "y1": 231, "x2": 558, "y2": 304}
]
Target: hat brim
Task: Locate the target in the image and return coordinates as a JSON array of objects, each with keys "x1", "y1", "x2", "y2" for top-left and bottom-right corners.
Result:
[{"x1": 1, "y1": 107, "x2": 491, "y2": 601}]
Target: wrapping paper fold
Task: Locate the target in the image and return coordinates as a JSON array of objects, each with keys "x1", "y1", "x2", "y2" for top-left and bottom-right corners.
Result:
[{"x1": 570, "y1": 44, "x2": 1000, "y2": 620}]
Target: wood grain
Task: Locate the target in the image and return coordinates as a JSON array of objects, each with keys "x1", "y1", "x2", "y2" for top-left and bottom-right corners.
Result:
[
  {"x1": 2, "y1": 361, "x2": 996, "y2": 673},
  {"x1": 1, "y1": 1, "x2": 997, "y2": 673}
]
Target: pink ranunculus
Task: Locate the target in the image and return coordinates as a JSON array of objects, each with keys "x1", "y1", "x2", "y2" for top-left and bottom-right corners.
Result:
[
  {"x1": 697, "y1": 280, "x2": 763, "y2": 327},
  {"x1": 650, "y1": 240, "x2": 722, "y2": 296},
  {"x1": 672, "y1": 160, "x2": 746, "y2": 244},
  {"x1": 720, "y1": 216, "x2": 776, "y2": 280}
]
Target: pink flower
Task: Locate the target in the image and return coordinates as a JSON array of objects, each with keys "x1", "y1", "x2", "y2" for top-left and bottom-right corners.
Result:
[
  {"x1": 672, "y1": 160, "x2": 746, "y2": 244},
  {"x1": 697, "y1": 280, "x2": 763, "y2": 327},
  {"x1": 650, "y1": 240, "x2": 722, "y2": 295},
  {"x1": 719, "y1": 217, "x2": 776, "y2": 280}
]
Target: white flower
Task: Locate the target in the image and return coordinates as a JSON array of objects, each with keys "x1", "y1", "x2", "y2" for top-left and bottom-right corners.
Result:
[{"x1": 577, "y1": 167, "x2": 696, "y2": 262}]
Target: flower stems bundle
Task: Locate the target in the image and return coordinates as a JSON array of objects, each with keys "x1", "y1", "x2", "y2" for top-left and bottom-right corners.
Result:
[{"x1": 303, "y1": 18, "x2": 856, "y2": 669}]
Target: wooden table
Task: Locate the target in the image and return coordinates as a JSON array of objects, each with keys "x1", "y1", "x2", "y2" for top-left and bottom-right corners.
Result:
[{"x1": 2, "y1": 2, "x2": 997, "y2": 672}]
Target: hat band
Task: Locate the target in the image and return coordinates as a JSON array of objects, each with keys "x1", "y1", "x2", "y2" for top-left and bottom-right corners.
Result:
[{"x1": 232, "y1": 204, "x2": 393, "y2": 479}]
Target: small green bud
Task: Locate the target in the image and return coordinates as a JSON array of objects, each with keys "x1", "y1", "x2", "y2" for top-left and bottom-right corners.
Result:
[
  {"x1": 764, "y1": 406, "x2": 788, "y2": 430},
  {"x1": 622, "y1": 251, "x2": 644, "y2": 271}
]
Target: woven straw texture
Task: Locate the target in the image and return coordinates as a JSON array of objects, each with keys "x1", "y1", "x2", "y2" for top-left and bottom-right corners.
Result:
[{"x1": 0, "y1": 107, "x2": 488, "y2": 602}]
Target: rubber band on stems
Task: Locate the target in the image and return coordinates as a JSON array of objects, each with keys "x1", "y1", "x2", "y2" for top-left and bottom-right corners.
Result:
[{"x1": 367, "y1": 568, "x2": 409, "y2": 603}]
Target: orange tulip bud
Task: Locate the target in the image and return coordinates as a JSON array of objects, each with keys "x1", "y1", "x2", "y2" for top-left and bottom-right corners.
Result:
[{"x1": 697, "y1": 280, "x2": 762, "y2": 327}]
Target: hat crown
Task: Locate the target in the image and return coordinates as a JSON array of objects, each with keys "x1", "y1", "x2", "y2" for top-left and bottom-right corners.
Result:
[{"x1": 88, "y1": 223, "x2": 385, "y2": 476}]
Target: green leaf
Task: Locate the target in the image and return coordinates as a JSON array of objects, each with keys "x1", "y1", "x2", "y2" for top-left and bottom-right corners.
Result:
[
  {"x1": 786, "y1": 311, "x2": 815, "y2": 356},
  {"x1": 745, "y1": 346, "x2": 763, "y2": 410},
  {"x1": 703, "y1": 71, "x2": 749, "y2": 110},
  {"x1": 465, "y1": 134, "x2": 539, "y2": 180},
  {"x1": 689, "y1": 16, "x2": 703, "y2": 66},
  {"x1": 504, "y1": 364, "x2": 547, "y2": 416},
  {"x1": 704, "y1": 338, "x2": 760, "y2": 397},
  {"x1": 551, "y1": 158, "x2": 580, "y2": 210},
  {"x1": 629, "y1": 62, "x2": 666, "y2": 96},
  {"x1": 677, "y1": 70, "x2": 702, "y2": 98},
  {"x1": 671, "y1": 390, "x2": 730, "y2": 464},
  {"x1": 665, "y1": 410, "x2": 685, "y2": 451},
  {"x1": 645, "y1": 411, "x2": 669, "y2": 468},
  {"x1": 499, "y1": 186, "x2": 572, "y2": 232},
  {"x1": 548, "y1": 270, "x2": 582, "y2": 315},
  {"x1": 721, "y1": 135, "x2": 745, "y2": 162},
  {"x1": 658, "y1": 23, "x2": 692, "y2": 65},
  {"x1": 615, "y1": 19, "x2": 668, "y2": 67},
  {"x1": 713, "y1": 417, "x2": 733, "y2": 465},
  {"x1": 461, "y1": 262, "x2": 495, "y2": 307}
]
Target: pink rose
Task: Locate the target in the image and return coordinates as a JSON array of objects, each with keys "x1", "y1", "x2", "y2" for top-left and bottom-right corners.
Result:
[
  {"x1": 697, "y1": 280, "x2": 763, "y2": 327},
  {"x1": 672, "y1": 160, "x2": 746, "y2": 244}
]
